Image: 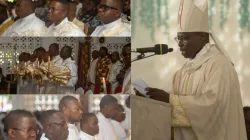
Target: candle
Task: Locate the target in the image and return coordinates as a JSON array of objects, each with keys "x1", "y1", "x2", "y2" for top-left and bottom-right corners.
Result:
[
  {"x1": 102, "y1": 77, "x2": 107, "y2": 94},
  {"x1": 37, "y1": 61, "x2": 40, "y2": 68},
  {"x1": 48, "y1": 56, "x2": 50, "y2": 72}
]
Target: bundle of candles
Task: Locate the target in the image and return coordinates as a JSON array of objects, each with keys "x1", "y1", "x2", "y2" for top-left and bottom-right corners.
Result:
[{"x1": 13, "y1": 56, "x2": 71, "y2": 86}]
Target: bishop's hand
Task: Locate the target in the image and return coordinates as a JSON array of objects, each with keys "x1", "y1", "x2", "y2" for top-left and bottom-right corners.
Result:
[{"x1": 146, "y1": 87, "x2": 170, "y2": 103}]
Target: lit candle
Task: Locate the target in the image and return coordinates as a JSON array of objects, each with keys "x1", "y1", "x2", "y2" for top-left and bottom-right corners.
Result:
[
  {"x1": 102, "y1": 77, "x2": 107, "y2": 94},
  {"x1": 37, "y1": 61, "x2": 40, "y2": 68},
  {"x1": 48, "y1": 56, "x2": 50, "y2": 72}
]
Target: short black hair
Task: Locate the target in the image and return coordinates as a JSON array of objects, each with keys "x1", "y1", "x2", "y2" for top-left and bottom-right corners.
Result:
[
  {"x1": 5, "y1": 110, "x2": 34, "y2": 130},
  {"x1": 53, "y1": 0, "x2": 69, "y2": 11},
  {"x1": 100, "y1": 46, "x2": 108, "y2": 55},
  {"x1": 59, "y1": 96, "x2": 78, "y2": 112},
  {"x1": 40, "y1": 110, "x2": 60, "y2": 127},
  {"x1": 99, "y1": 95, "x2": 118, "y2": 110},
  {"x1": 50, "y1": 43, "x2": 59, "y2": 50},
  {"x1": 80, "y1": 113, "x2": 96, "y2": 126},
  {"x1": 35, "y1": 47, "x2": 46, "y2": 53}
]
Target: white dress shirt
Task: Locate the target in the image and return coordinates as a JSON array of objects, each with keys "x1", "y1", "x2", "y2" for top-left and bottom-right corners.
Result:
[
  {"x1": 111, "y1": 120, "x2": 127, "y2": 140},
  {"x1": 91, "y1": 18, "x2": 131, "y2": 37},
  {"x1": 57, "y1": 58, "x2": 78, "y2": 94},
  {"x1": 121, "y1": 67, "x2": 131, "y2": 94},
  {"x1": 52, "y1": 55, "x2": 63, "y2": 66},
  {"x1": 87, "y1": 58, "x2": 99, "y2": 84},
  {"x1": 45, "y1": 17, "x2": 86, "y2": 37},
  {"x1": 79, "y1": 131, "x2": 96, "y2": 140},
  {"x1": 96, "y1": 112, "x2": 117, "y2": 140},
  {"x1": 67, "y1": 123, "x2": 80, "y2": 140},
  {"x1": 40, "y1": 133, "x2": 49, "y2": 140},
  {"x1": 121, "y1": 106, "x2": 131, "y2": 131},
  {"x1": 108, "y1": 61, "x2": 123, "y2": 94},
  {"x1": 2, "y1": 13, "x2": 46, "y2": 36}
]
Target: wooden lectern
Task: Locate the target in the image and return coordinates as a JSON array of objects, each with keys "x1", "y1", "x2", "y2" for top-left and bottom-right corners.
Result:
[{"x1": 131, "y1": 95, "x2": 171, "y2": 140}]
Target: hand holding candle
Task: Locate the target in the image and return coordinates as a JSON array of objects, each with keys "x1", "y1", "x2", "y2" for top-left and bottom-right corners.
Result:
[{"x1": 102, "y1": 77, "x2": 107, "y2": 94}]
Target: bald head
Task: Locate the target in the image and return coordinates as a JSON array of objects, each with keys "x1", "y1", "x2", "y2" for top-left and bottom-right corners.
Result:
[
  {"x1": 59, "y1": 96, "x2": 79, "y2": 112},
  {"x1": 100, "y1": 95, "x2": 118, "y2": 110},
  {"x1": 6, "y1": 110, "x2": 34, "y2": 130},
  {"x1": 60, "y1": 46, "x2": 72, "y2": 60}
]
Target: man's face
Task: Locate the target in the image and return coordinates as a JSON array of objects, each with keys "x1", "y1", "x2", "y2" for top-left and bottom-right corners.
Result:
[
  {"x1": 48, "y1": 45, "x2": 58, "y2": 57},
  {"x1": 82, "y1": 0, "x2": 95, "y2": 13},
  {"x1": 68, "y1": 3, "x2": 76, "y2": 21},
  {"x1": 48, "y1": 1, "x2": 66, "y2": 22},
  {"x1": 60, "y1": 47, "x2": 69, "y2": 59},
  {"x1": 15, "y1": 0, "x2": 31, "y2": 18},
  {"x1": 37, "y1": 51, "x2": 45, "y2": 61},
  {"x1": 113, "y1": 107, "x2": 125, "y2": 122},
  {"x1": 65, "y1": 100, "x2": 83, "y2": 123},
  {"x1": 30, "y1": 54, "x2": 37, "y2": 62},
  {"x1": 244, "y1": 110, "x2": 250, "y2": 139},
  {"x1": 99, "y1": 48, "x2": 106, "y2": 58},
  {"x1": 9, "y1": 117, "x2": 37, "y2": 140},
  {"x1": 105, "y1": 103, "x2": 118, "y2": 118},
  {"x1": 177, "y1": 32, "x2": 204, "y2": 59},
  {"x1": 43, "y1": 52, "x2": 50, "y2": 62},
  {"x1": 86, "y1": 116, "x2": 99, "y2": 136},
  {"x1": 98, "y1": 0, "x2": 120, "y2": 24},
  {"x1": 122, "y1": 46, "x2": 131, "y2": 67},
  {"x1": 111, "y1": 52, "x2": 119, "y2": 63},
  {"x1": 47, "y1": 112, "x2": 68, "y2": 140},
  {"x1": 92, "y1": 51, "x2": 99, "y2": 59}
]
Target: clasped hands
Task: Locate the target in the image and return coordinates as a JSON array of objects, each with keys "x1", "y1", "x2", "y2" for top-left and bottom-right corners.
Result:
[{"x1": 134, "y1": 87, "x2": 170, "y2": 103}]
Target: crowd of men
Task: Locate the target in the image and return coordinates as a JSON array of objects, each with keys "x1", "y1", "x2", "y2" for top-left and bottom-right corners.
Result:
[
  {"x1": 0, "y1": 95, "x2": 131, "y2": 140},
  {"x1": 86, "y1": 43, "x2": 131, "y2": 94},
  {"x1": 16, "y1": 43, "x2": 77, "y2": 94},
  {"x1": 1, "y1": 42, "x2": 131, "y2": 94},
  {"x1": 0, "y1": 0, "x2": 131, "y2": 36}
]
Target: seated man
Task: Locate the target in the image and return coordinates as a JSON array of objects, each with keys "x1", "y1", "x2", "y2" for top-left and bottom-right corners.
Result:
[
  {"x1": 79, "y1": 113, "x2": 99, "y2": 140},
  {"x1": 2, "y1": 0, "x2": 46, "y2": 36},
  {"x1": 45, "y1": 0, "x2": 86, "y2": 36},
  {"x1": 40, "y1": 110, "x2": 68, "y2": 140},
  {"x1": 5, "y1": 110, "x2": 38, "y2": 140},
  {"x1": 91, "y1": 0, "x2": 131, "y2": 37}
]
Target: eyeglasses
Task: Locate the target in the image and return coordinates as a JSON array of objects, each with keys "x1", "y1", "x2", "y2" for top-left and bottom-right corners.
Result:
[
  {"x1": 47, "y1": 121, "x2": 68, "y2": 129},
  {"x1": 97, "y1": 4, "x2": 119, "y2": 11},
  {"x1": 174, "y1": 36, "x2": 190, "y2": 44},
  {"x1": 11, "y1": 128, "x2": 39, "y2": 135}
]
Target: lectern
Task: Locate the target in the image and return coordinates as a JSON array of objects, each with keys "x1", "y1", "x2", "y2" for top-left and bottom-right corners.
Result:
[{"x1": 131, "y1": 95, "x2": 171, "y2": 140}]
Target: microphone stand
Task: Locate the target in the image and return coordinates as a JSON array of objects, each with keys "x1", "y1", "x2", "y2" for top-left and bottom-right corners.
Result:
[{"x1": 131, "y1": 53, "x2": 155, "y2": 63}]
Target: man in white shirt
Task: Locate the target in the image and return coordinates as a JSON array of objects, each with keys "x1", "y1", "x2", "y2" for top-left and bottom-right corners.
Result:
[
  {"x1": 91, "y1": 0, "x2": 131, "y2": 37},
  {"x1": 86, "y1": 50, "x2": 99, "y2": 93},
  {"x1": 2, "y1": 0, "x2": 46, "y2": 36},
  {"x1": 121, "y1": 96, "x2": 131, "y2": 132},
  {"x1": 49, "y1": 43, "x2": 63, "y2": 66},
  {"x1": 45, "y1": 0, "x2": 86, "y2": 36},
  {"x1": 108, "y1": 51, "x2": 123, "y2": 94},
  {"x1": 111, "y1": 104, "x2": 127, "y2": 140},
  {"x1": 57, "y1": 46, "x2": 78, "y2": 94},
  {"x1": 79, "y1": 113, "x2": 99, "y2": 140},
  {"x1": 96, "y1": 95, "x2": 119, "y2": 140},
  {"x1": 40, "y1": 110, "x2": 68, "y2": 140},
  {"x1": 45, "y1": 43, "x2": 63, "y2": 94}
]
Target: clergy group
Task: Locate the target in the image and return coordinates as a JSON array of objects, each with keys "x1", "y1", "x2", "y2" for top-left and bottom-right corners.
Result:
[
  {"x1": 1, "y1": 95, "x2": 131, "y2": 140},
  {"x1": 0, "y1": 0, "x2": 131, "y2": 37}
]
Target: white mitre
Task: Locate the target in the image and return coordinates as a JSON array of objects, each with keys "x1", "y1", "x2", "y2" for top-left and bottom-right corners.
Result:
[{"x1": 177, "y1": 0, "x2": 233, "y2": 63}]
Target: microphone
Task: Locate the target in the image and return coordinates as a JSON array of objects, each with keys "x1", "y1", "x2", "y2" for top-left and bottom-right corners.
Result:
[{"x1": 132, "y1": 44, "x2": 173, "y2": 55}]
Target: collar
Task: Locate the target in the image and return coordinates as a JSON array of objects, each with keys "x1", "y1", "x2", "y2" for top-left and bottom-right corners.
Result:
[
  {"x1": 51, "y1": 17, "x2": 69, "y2": 29},
  {"x1": 98, "y1": 112, "x2": 111, "y2": 122},
  {"x1": 103, "y1": 18, "x2": 121, "y2": 28},
  {"x1": 68, "y1": 123, "x2": 76, "y2": 128},
  {"x1": 62, "y1": 57, "x2": 73, "y2": 63},
  {"x1": 53, "y1": 55, "x2": 61, "y2": 60},
  {"x1": 19, "y1": 13, "x2": 36, "y2": 22},
  {"x1": 187, "y1": 43, "x2": 211, "y2": 64},
  {"x1": 80, "y1": 131, "x2": 95, "y2": 139}
]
